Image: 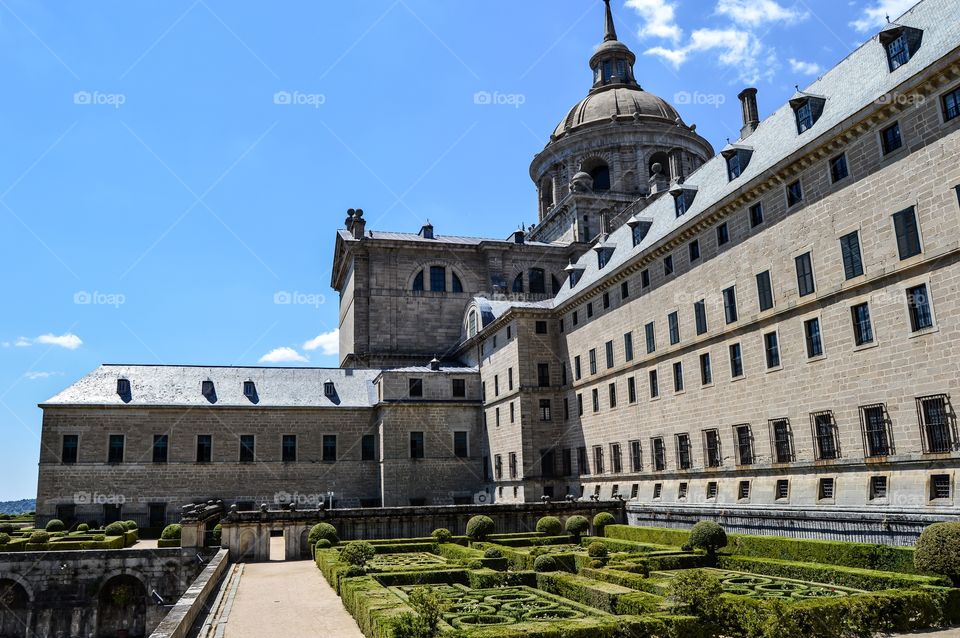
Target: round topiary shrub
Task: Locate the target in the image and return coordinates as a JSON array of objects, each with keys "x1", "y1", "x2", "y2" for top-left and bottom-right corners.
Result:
[
  {"x1": 308, "y1": 523, "x2": 339, "y2": 546},
  {"x1": 681, "y1": 543, "x2": 693, "y2": 552},
  {"x1": 0, "y1": 523, "x2": 13, "y2": 535},
  {"x1": 45, "y1": 519, "x2": 65, "y2": 532},
  {"x1": 590, "y1": 559, "x2": 606, "y2": 569},
  {"x1": 123, "y1": 520, "x2": 138, "y2": 531},
  {"x1": 93, "y1": 534, "x2": 106, "y2": 542},
  {"x1": 465, "y1": 515, "x2": 495, "y2": 541},
  {"x1": 536, "y1": 516, "x2": 563, "y2": 536},
  {"x1": 160, "y1": 524, "x2": 182, "y2": 540},
  {"x1": 592, "y1": 512, "x2": 616, "y2": 537},
  {"x1": 483, "y1": 548, "x2": 503, "y2": 559},
  {"x1": 0, "y1": 533, "x2": 10, "y2": 545},
  {"x1": 565, "y1": 515, "x2": 590, "y2": 538},
  {"x1": 29, "y1": 531, "x2": 50, "y2": 545},
  {"x1": 915, "y1": 522, "x2": 960, "y2": 584},
  {"x1": 587, "y1": 541, "x2": 609, "y2": 559},
  {"x1": 105, "y1": 522, "x2": 127, "y2": 537},
  {"x1": 77, "y1": 523, "x2": 90, "y2": 533},
  {"x1": 689, "y1": 521, "x2": 727, "y2": 558},
  {"x1": 339, "y1": 541, "x2": 376, "y2": 567},
  {"x1": 431, "y1": 528, "x2": 452, "y2": 544},
  {"x1": 344, "y1": 565, "x2": 365, "y2": 578},
  {"x1": 315, "y1": 539, "x2": 332, "y2": 549},
  {"x1": 534, "y1": 555, "x2": 558, "y2": 573}
]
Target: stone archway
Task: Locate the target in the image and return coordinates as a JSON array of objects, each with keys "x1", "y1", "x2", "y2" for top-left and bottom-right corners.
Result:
[
  {"x1": 0, "y1": 579, "x2": 30, "y2": 638},
  {"x1": 96, "y1": 574, "x2": 147, "y2": 638},
  {"x1": 238, "y1": 529, "x2": 258, "y2": 562}
]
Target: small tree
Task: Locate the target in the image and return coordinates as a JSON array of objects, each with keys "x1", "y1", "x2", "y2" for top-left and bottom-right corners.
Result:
[
  {"x1": 394, "y1": 587, "x2": 447, "y2": 638},
  {"x1": 431, "y1": 528, "x2": 452, "y2": 544},
  {"x1": 77, "y1": 523, "x2": 90, "y2": 533},
  {"x1": 689, "y1": 521, "x2": 727, "y2": 559},
  {"x1": 340, "y1": 541, "x2": 376, "y2": 567},
  {"x1": 105, "y1": 522, "x2": 127, "y2": 537},
  {"x1": 592, "y1": 512, "x2": 616, "y2": 537},
  {"x1": 536, "y1": 516, "x2": 563, "y2": 536},
  {"x1": 668, "y1": 569, "x2": 724, "y2": 619},
  {"x1": 160, "y1": 524, "x2": 182, "y2": 540},
  {"x1": 308, "y1": 522, "x2": 339, "y2": 546},
  {"x1": 45, "y1": 519, "x2": 65, "y2": 532},
  {"x1": 915, "y1": 522, "x2": 960, "y2": 585},
  {"x1": 534, "y1": 555, "x2": 558, "y2": 573},
  {"x1": 565, "y1": 515, "x2": 590, "y2": 539},
  {"x1": 465, "y1": 515, "x2": 495, "y2": 541}
]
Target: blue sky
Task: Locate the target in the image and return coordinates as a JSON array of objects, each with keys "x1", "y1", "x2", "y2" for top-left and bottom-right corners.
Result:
[{"x1": 0, "y1": 0, "x2": 913, "y2": 500}]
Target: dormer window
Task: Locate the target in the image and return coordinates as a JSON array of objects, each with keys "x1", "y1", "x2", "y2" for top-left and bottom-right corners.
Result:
[
  {"x1": 670, "y1": 184, "x2": 698, "y2": 218},
  {"x1": 628, "y1": 217, "x2": 653, "y2": 247},
  {"x1": 116, "y1": 378, "x2": 130, "y2": 396},
  {"x1": 880, "y1": 25, "x2": 922, "y2": 72},
  {"x1": 595, "y1": 246, "x2": 614, "y2": 269},
  {"x1": 722, "y1": 145, "x2": 754, "y2": 181},
  {"x1": 790, "y1": 94, "x2": 826, "y2": 134},
  {"x1": 324, "y1": 380, "x2": 336, "y2": 397},
  {"x1": 243, "y1": 381, "x2": 256, "y2": 398},
  {"x1": 566, "y1": 263, "x2": 585, "y2": 287},
  {"x1": 201, "y1": 380, "x2": 215, "y2": 397}
]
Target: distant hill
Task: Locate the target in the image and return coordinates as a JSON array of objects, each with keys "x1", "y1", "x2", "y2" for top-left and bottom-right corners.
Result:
[{"x1": 0, "y1": 499, "x2": 35, "y2": 515}]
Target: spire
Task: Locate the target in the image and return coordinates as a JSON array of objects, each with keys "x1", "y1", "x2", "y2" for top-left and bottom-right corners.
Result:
[{"x1": 603, "y1": 0, "x2": 618, "y2": 41}]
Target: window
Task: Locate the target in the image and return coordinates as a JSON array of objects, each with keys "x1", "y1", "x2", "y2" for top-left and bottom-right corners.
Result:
[
  {"x1": 645, "y1": 322, "x2": 656, "y2": 354},
  {"x1": 749, "y1": 203, "x2": 764, "y2": 228},
  {"x1": 621, "y1": 280, "x2": 630, "y2": 300},
  {"x1": 734, "y1": 425, "x2": 753, "y2": 465},
  {"x1": 243, "y1": 380, "x2": 256, "y2": 398},
  {"x1": 452, "y1": 378, "x2": 466, "y2": 398},
  {"x1": 608, "y1": 383, "x2": 617, "y2": 408},
  {"x1": 197, "y1": 435, "x2": 212, "y2": 463},
  {"x1": 729, "y1": 343, "x2": 744, "y2": 378},
  {"x1": 430, "y1": 266, "x2": 446, "y2": 292},
  {"x1": 918, "y1": 395, "x2": 955, "y2": 454},
  {"x1": 738, "y1": 481, "x2": 751, "y2": 500},
  {"x1": 818, "y1": 477, "x2": 835, "y2": 500},
  {"x1": 589, "y1": 349, "x2": 597, "y2": 375},
  {"x1": 727, "y1": 152, "x2": 743, "y2": 180},
  {"x1": 624, "y1": 332, "x2": 634, "y2": 362},
  {"x1": 409, "y1": 378, "x2": 423, "y2": 397},
  {"x1": 893, "y1": 207, "x2": 922, "y2": 259},
  {"x1": 539, "y1": 399, "x2": 552, "y2": 421},
  {"x1": 930, "y1": 474, "x2": 952, "y2": 500},
  {"x1": 786, "y1": 180, "x2": 803, "y2": 207},
  {"x1": 672, "y1": 362, "x2": 684, "y2": 393},
  {"x1": 410, "y1": 432, "x2": 425, "y2": 459},
  {"x1": 280, "y1": 434, "x2": 297, "y2": 463},
  {"x1": 541, "y1": 449, "x2": 556, "y2": 478},
  {"x1": 510, "y1": 401, "x2": 515, "y2": 423},
  {"x1": 454, "y1": 431, "x2": 469, "y2": 458},
  {"x1": 591, "y1": 389, "x2": 599, "y2": 413},
  {"x1": 106, "y1": 434, "x2": 124, "y2": 464},
  {"x1": 494, "y1": 455, "x2": 503, "y2": 479},
  {"x1": 574, "y1": 356, "x2": 582, "y2": 380},
  {"x1": 323, "y1": 435, "x2": 337, "y2": 462},
  {"x1": 201, "y1": 380, "x2": 215, "y2": 397},
  {"x1": 603, "y1": 292, "x2": 610, "y2": 309},
  {"x1": 653, "y1": 483, "x2": 663, "y2": 499},
  {"x1": 704, "y1": 429, "x2": 721, "y2": 467},
  {"x1": 577, "y1": 446, "x2": 588, "y2": 475},
  {"x1": 652, "y1": 437, "x2": 666, "y2": 471},
  {"x1": 812, "y1": 411, "x2": 840, "y2": 460},
  {"x1": 239, "y1": 435, "x2": 255, "y2": 463},
  {"x1": 881, "y1": 122, "x2": 902, "y2": 154},
  {"x1": 840, "y1": 232, "x2": 864, "y2": 280},
  {"x1": 412, "y1": 270, "x2": 424, "y2": 291},
  {"x1": 627, "y1": 377, "x2": 637, "y2": 404},
  {"x1": 452, "y1": 273, "x2": 463, "y2": 293},
  {"x1": 148, "y1": 434, "x2": 167, "y2": 464},
  {"x1": 756, "y1": 271, "x2": 774, "y2": 311},
  {"x1": 852, "y1": 303, "x2": 874, "y2": 346},
  {"x1": 630, "y1": 440, "x2": 642, "y2": 472},
  {"x1": 508, "y1": 368, "x2": 514, "y2": 390},
  {"x1": 587, "y1": 302, "x2": 594, "y2": 318},
  {"x1": 564, "y1": 398, "x2": 570, "y2": 420},
  {"x1": 62, "y1": 434, "x2": 78, "y2": 464},
  {"x1": 641, "y1": 269, "x2": 650, "y2": 289},
  {"x1": 572, "y1": 311, "x2": 579, "y2": 326},
  {"x1": 943, "y1": 86, "x2": 960, "y2": 121},
  {"x1": 577, "y1": 394, "x2": 583, "y2": 417},
  {"x1": 677, "y1": 434, "x2": 692, "y2": 470},
  {"x1": 605, "y1": 341, "x2": 614, "y2": 368},
  {"x1": 668, "y1": 312, "x2": 680, "y2": 345},
  {"x1": 649, "y1": 370, "x2": 659, "y2": 398},
  {"x1": 689, "y1": 239, "x2": 701, "y2": 262},
  {"x1": 694, "y1": 300, "x2": 708, "y2": 335},
  {"x1": 664, "y1": 255, "x2": 674, "y2": 276},
  {"x1": 509, "y1": 452, "x2": 518, "y2": 478},
  {"x1": 764, "y1": 331, "x2": 780, "y2": 369},
  {"x1": 678, "y1": 482, "x2": 688, "y2": 499},
  {"x1": 631, "y1": 484, "x2": 639, "y2": 499},
  {"x1": 804, "y1": 318, "x2": 823, "y2": 358},
  {"x1": 562, "y1": 448, "x2": 573, "y2": 476},
  {"x1": 538, "y1": 363, "x2": 550, "y2": 387},
  {"x1": 512, "y1": 272, "x2": 524, "y2": 294},
  {"x1": 707, "y1": 481, "x2": 718, "y2": 500},
  {"x1": 117, "y1": 378, "x2": 130, "y2": 396},
  {"x1": 530, "y1": 268, "x2": 546, "y2": 294},
  {"x1": 776, "y1": 479, "x2": 790, "y2": 500},
  {"x1": 632, "y1": 220, "x2": 653, "y2": 246},
  {"x1": 770, "y1": 419, "x2": 794, "y2": 462},
  {"x1": 723, "y1": 286, "x2": 738, "y2": 324},
  {"x1": 870, "y1": 475, "x2": 888, "y2": 500},
  {"x1": 830, "y1": 153, "x2": 849, "y2": 182},
  {"x1": 795, "y1": 101, "x2": 814, "y2": 133},
  {"x1": 907, "y1": 284, "x2": 933, "y2": 331},
  {"x1": 884, "y1": 28, "x2": 922, "y2": 71},
  {"x1": 535, "y1": 320, "x2": 548, "y2": 334},
  {"x1": 593, "y1": 446, "x2": 605, "y2": 474},
  {"x1": 675, "y1": 193, "x2": 688, "y2": 217},
  {"x1": 700, "y1": 353, "x2": 712, "y2": 385},
  {"x1": 611, "y1": 444, "x2": 623, "y2": 473},
  {"x1": 717, "y1": 222, "x2": 730, "y2": 246}
]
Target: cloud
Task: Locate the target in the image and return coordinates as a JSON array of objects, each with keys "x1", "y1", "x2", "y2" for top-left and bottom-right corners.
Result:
[
  {"x1": 715, "y1": 0, "x2": 808, "y2": 27},
  {"x1": 258, "y1": 347, "x2": 309, "y2": 364},
  {"x1": 625, "y1": 0, "x2": 683, "y2": 42},
  {"x1": 24, "y1": 371, "x2": 63, "y2": 380},
  {"x1": 851, "y1": 0, "x2": 916, "y2": 33},
  {"x1": 646, "y1": 28, "x2": 776, "y2": 84},
  {"x1": 15, "y1": 337, "x2": 31, "y2": 347},
  {"x1": 789, "y1": 58, "x2": 822, "y2": 75},
  {"x1": 303, "y1": 329, "x2": 339, "y2": 356},
  {"x1": 35, "y1": 333, "x2": 83, "y2": 350}
]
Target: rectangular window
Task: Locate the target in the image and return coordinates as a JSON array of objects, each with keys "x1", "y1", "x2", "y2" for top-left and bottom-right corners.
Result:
[
  {"x1": 577, "y1": 394, "x2": 583, "y2": 416},
  {"x1": 943, "y1": 87, "x2": 960, "y2": 121},
  {"x1": 452, "y1": 378, "x2": 466, "y2": 398},
  {"x1": 678, "y1": 482, "x2": 689, "y2": 499},
  {"x1": 624, "y1": 332, "x2": 634, "y2": 362},
  {"x1": 672, "y1": 361, "x2": 684, "y2": 393},
  {"x1": 323, "y1": 435, "x2": 337, "y2": 462},
  {"x1": 611, "y1": 443, "x2": 623, "y2": 473},
  {"x1": 627, "y1": 377, "x2": 637, "y2": 403},
  {"x1": 605, "y1": 341, "x2": 614, "y2": 368},
  {"x1": 723, "y1": 286, "x2": 738, "y2": 324},
  {"x1": 645, "y1": 322, "x2": 656, "y2": 354},
  {"x1": 152, "y1": 434, "x2": 168, "y2": 464},
  {"x1": 561, "y1": 363, "x2": 567, "y2": 386},
  {"x1": 603, "y1": 292, "x2": 610, "y2": 309},
  {"x1": 907, "y1": 284, "x2": 934, "y2": 331},
  {"x1": 652, "y1": 437, "x2": 666, "y2": 471},
  {"x1": 108, "y1": 434, "x2": 124, "y2": 464},
  {"x1": 729, "y1": 343, "x2": 743, "y2": 378},
  {"x1": 700, "y1": 352, "x2": 712, "y2": 385},
  {"x1": 852, "y1": 302, "x2": 874, "y2": 346},
  {"x1": 630, "y1": 440, "x2": 642, "y2": 472},
  {"x1": 537, "y1": 363, "x2": 550, "y2": 387},
  {"x1": 573, "y1": 311, "x2": 579, "y2": 326},
  {"x1": 776, "y1": 479, "x2": 790, "y2": 500},
  {"x1": 738, "y1": 481, "x2": 751, "y2": 500},
  {"x1": 510, "y1": 401, "x2": 515, "y2": 423},
  {"x1": 931, "y1": 474, "x2": 952, "y2": 500},
  {"x1": 869, "y1": 476, "x2": 887, "y2": 500},
  {"x1": 641, "y1": 269, "x2": 650, "y2": 288},
  {"x1": 509, "y1": 452, "x2": 518, "y2": 478},
  {"x1": 704, "y1": 429, "x2": 722, "y2": 467},
  {"x1": 918, "y1": 395, "x2": 955, "y2": 454},
  {"x1": 535, "y1": 320, "x2": 548, "y2": 334},
  {"x1": 562, "y1": 448, "x2": 573, "y2": 476},
  {"x1": 830, "y1": 153, "x2": 849, "y2": 182},
  {"x1": 454, "y1": 431, "x2": 469, "y2": 458},
  {"x1": 577, "y1": 446, "x2": 588, "y2": 475},
  {"x1": 621, "y1": 280, "x2": 630, "y2": 299},
  {"x1": 886, "y1": 33, "x2": 910, "y2": 70},
  {"x1": 589, "y1": 349, "x2": 597, "y2": 375},
  {"x1": 795, "y1": 252, "x2": 815, "y2": 297},
  {"x1": 677, "y1": 434, "x2": 692, "y2": 470},
  {"x1": 795, "y1": 101, "x2": 814, "y2": 133},
  {"x1": 430, "y1": 265, "x2": 446, "y2": 292},
  {"x1": 770, "y1": 419, "x2": 794, "y2": 463},
  {"x1": 787, "y1": 180, "x2": 803, "y2": 207},
  {"x1": 694, "y1": 300, "x2": 708, "y2": 335},
  {"x1": 593, "y1": 446, "x2": 604, "y2": 474},
  {"x1": 564, "y1": 397, "x2": 569, "y2": 420},
  {"x1": 587, "y1": 302, "x2": 594, "y2": 318},
  {"x1": 574, "y1": 356, "x2": 582, "y2": 380},
  {"x1": 239, "y1": 435, "x2": 255, "y2": 463},
  {"x1": 689, "y1": 239, "x2": 701, "y2": 262},
  {"x1": 494, "y1": 454, "x2": 503, "y2": 479},
  {"x1": 749, "y1": 202, "x2": 764, "y2": 228},
  {"x1": 361, "y1": 434, "x2": 375, "y2": 461},
  {"x1": 717, "y1": 222, "x2": 730, "y2": 246},
  {"x1": 196, "y1": 435, "x2": 212, "y2": 463},
  {"x1": 409, "y1": 378, "x2": 423, "y2": 397},
  {"x1": 893, "y1": 206, "x2": 922, "y2": 259},
  {"x1": 812, "y1": 411, "x2": 839, "y2": 460},
  {"x1": 818, "y1": 478, "x2": 835, "y2": 500},
  {"x1": 860, "y1": 404, "x2": 891, "y2": 457},
  {"x1": 653, "y1": 483, "x2": 663, "y2": 499},
  {"x1": 608, "y1": 383, "x2": 617, "y2": 408},
  {"x1": 592, "y1": 389, "x2": 599, "y2": 413},
  {"x1": 756, "y1": 271, "x2": 774, "y2": 311},
  {"x1": 62, "y1": 434, "x2": 78, "y2": 464},
  {"x1": 495, "y1": 407, "x2": 501, "y2": 426},
  {"x1": 881, "y1": 122, "x2": 903, "y2": 154},
  {"x1": 664, "y1": 255, "x2": 674, "y2": 276},
  {"x1": 804, "y1": 317, "x2": 823, "y2": 358},
  {"x1": 764, "y1": 331, "x2": 780, "y2": 369},
  {"x1": 668, "y1": 311, "x2": 680, "y2": 345},
  {"x1": 539, "y1": 399, "x2": 552, "y2": 421},
  {"x1": 508, "y1": 368, "x2": 514, "y2": 390},
  {"x1": 410, "y1": 432, "x2": 425, "y2": 459},
  {"x1": 840, "y1": 232, "x2": 864, "y2": 280},
  {"x1": 707, "y1": 481, "x2": 718, "y2": 499},
  {"x1": 649, "y1": 370, "x2": 659, "y2": 398},
  {"x1": 734, "y1": 424, "x2": 753, "y2": 465},
  {"x1": 541, "y1": 449, "x2": 556, "y2": 478}
]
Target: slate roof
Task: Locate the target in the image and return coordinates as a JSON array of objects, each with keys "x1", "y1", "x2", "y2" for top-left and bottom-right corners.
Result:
[
  {"x1": 41, "y1": 365, "x2": 380, "y2": 408},
  {"x1": 386, "y1": 365, "x2": 479, "y2": 374},
  {"x1": 336, "y1": 229, "x2": 562, "y2": 248},
  {"x1": 553, "y1": 0, "x2": 959, "y2": 308}
]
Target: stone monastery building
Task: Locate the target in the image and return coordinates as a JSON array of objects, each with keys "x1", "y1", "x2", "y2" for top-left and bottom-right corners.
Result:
[{"x1": 37, "y1": 0, "x2": 960, "y2": 538}]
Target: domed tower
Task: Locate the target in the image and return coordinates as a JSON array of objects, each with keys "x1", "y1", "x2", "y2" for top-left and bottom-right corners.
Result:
[{"x1": 529, "y1": 0, "x2": 714, "y2": 244}]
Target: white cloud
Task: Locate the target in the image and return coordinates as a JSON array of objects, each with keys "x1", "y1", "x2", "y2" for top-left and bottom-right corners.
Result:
[
  {"x1": 34, "y1": 333, "x2": 83, "y2": 350},
  {"x1": 258, "y1": 347, "x2": 309, "y2": 364},
  {"x1": 14, "y1": 337, "x2": 31, "y2": 347},
  {"x1": 715, "y1": 0, "x2": 808, "y2": 27},
  {"x1": 789, "y1": 57, "x2": 822, "y2": 75},
  {"x1": 646, "y1": 28, "x2": 776, "y2": 84},
  {"x1": 851, "y1": 0, "x2": 916, "y2": 33},
  {"x1": 625, "y1": 0, "x2": 683, "y2": 42},
  {"x1": 303, "y1": 329, "x2": 339, "y2": 356},
  {"x1": 24, "y1": 371, "x2": 63, "y2": 380}
]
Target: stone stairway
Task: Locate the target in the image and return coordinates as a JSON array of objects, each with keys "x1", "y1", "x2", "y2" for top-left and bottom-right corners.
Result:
[{"x1": 190, "y1": 563, "x2": 244, "y2": 638}]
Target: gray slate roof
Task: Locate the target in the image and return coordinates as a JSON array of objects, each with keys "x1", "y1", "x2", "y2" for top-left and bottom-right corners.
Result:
[
  {"x1": 553, "y1": 0, "x2": 958, "y2": 307},
  {"x1": 42, "y1": 365, "x2": 380, "y2": 408},
  {"x1": 337, "y1": 229, "x2": 562, "y2": 248}
]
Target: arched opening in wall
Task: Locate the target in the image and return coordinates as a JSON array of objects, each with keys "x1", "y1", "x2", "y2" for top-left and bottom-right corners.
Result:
[
  {"x1": 648, "y1": 152, "x2": 671, "y2": 180},
  {"x1": 238, "y1": 529, "x2": 257, "y2": 562},
  {"x1": 96, "y1": 575, "x2": 146, "y2": 638},
  {"x1": 0, "y1": 580, "x2": 29, "y2": 638},
  {"x1": 529, "y1": 268, "x2": 546, "y2": 294},
  {"x1": 299, "y1": 528, "x2": 311, "y2": 559},
  {"x1": 582, "y1": 158, "x2": 611, "y2": 191},
  {"x1": 539, "y1": 176, "x2": 554, "y2": 212},
  {"x1": 512, "y1": 273, "x2": 524, "y2": 293},
  {"x1": 412, "y1": 270, "x2": 424, "y2": 292},
  {"x1": 269, "y1": 528, "x2": 285, "y2": 561},
  {"x1": 451, "y1": 272, "x2": 464, "y2": 293}
]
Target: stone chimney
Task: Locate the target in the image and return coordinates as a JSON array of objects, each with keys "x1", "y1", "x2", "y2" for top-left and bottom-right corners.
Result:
[
  {"x1": 345, "y1": 208, "x2": 366, "y2": 239},
  {"x1": 419, "y1": 221, "x2": 434, "y2": 240},
  {"x1": 738, "y1": 88, "x2": 760, "y2": 138},
  {"x1": 430, "y1": 356, "x2": 441, "y2": 371}
]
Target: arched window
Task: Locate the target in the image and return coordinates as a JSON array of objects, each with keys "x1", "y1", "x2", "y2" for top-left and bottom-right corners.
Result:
[
  {"x1": 648, "y1": 152, "x2": 671, "y2": 180},
  {"x1": 468, "y1": 310, "x2": 478, "y2": 338},
  {"x1": 589, "y1": 164, "x2": 610, "y2": 191},
  {"x1": 512, "y1": 273, "x2": 524, "y2": 293},
  {"x1": 412, "y1": 271, "x2": 424, "y2": 292},
  {"x1": 529, "y1": 268, "x2": 546, "y2": 294},
  {"x1": 452, "y1": 272, "x2": 464, "y2": 293}
]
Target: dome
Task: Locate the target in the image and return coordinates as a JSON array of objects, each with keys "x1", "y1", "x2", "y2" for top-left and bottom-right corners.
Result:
[{"x1": 553, "y1": 86, "x2": 681, "y2": 138}]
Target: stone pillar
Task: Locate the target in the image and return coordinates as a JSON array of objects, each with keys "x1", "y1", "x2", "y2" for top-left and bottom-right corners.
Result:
[{"x1": 180, "y1": 521, "x2": 204, "y2": 552}]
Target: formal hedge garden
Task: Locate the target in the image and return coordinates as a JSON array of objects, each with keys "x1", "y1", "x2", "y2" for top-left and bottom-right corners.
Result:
[
  {"x1": 0, "y1": 519, "x2": 138, "y2": 552},
  {"x1": 313, "y1": 515, "x2": 960, "y2": 638}
]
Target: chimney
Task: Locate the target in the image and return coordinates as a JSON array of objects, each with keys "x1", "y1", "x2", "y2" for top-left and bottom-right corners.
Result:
[
  {"x1": 511, "y1": 228, "x2": 526, "y2": 244},
  {"x1": 429, "y1": 356, "x2": 441, "y2": 371},
  {"x1": 351, "y1": 209, "x2": 365, "y2": 239},
  {"x1": 738, "y1": 88, "x2": 760, "y2": 138},
  {"x1": 419, "y1": 221, "x2": 434, "y2": 240}
]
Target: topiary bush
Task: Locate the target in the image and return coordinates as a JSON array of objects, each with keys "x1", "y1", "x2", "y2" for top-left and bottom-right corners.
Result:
[
  {"x1": 587, "y1": 541, "x2": 609, "y2": 559},
  {"x1": 344, "y1": 565, "x2": 365, "y2": 578},
  {"x1": 915, "y1": 522, "x2": 960, "y2": 585},
  {"x1": 465, "y1": 515, "x2": 495, "y2": 541},
  {"x1": 315, "y1": 539, "x2": 332, "y2": 549},
  {"x1": 123, "y1": 520, "x2": 138, "y2": 531},
  {"x1": 592, "y1": 512, "x2": 616, "y2": 536},
  {"x1": 0, "y1": 533, "x2": 10, "y2": 545},
  {"x1": 565, "y1": 515, "x2": 590, "y2": 538},
  {"x1": 589, "y1": 559, "x2": 606, "y2": 569},
  {"x1": 431, "y1": 528, "x2": 452, "y2": 544},
  {"x1": 45, "y1": 519, "x2": 65, "y2": 532},
  {"x1": 160, "y1": 524, "x2": 182, "y2": 540},
  {"x1": 0, "y1": 523, "x2": 13, "y2": 535},
  {"x1": 308, "y1": 522, "x2": 339, "y2": 546},
  {"x1": 394, "y1": 586, "x2": 447, "y2": 638},
  {"x1": 93, "y1": 534, "x2": 106, "y2": 542},
  {"x1": 340, "y1": 541, "x2": 376, "y2": 567},
  {"x1": 483, "y1": 548, "x2": 503, "y2": 559},
  {"x1": 690, "y1": 521, "x2": 727, "y2": 558},
  {"x1": 536, "y1": 516, "x2": 563, "y2": 536},
  {"x1": 668, "y1": 569, "x2": 724, "y2": 618},
  {"x1": 29, "y1": 531, "x2": 50, "y2": 545},
  {"x1": 77, "y1": 523, "x2": 89, "y2": 532},
  {"x1": 213, "y1": 523, "x2": 222, "y2": 544},
  {"x1": 534, "y1": 554, "x2": 559, "y2": 572},
  {"x1": 105, "y1": 522, "x2": 127, "y2": 537}
]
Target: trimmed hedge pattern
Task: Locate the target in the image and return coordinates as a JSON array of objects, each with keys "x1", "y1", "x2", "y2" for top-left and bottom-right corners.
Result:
[{"x1": 718, "y1": 555, "x2": 949, "y2": 591}]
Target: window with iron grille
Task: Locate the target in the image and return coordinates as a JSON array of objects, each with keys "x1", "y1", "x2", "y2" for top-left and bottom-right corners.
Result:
[
  {"x1": 723, "y1": 286, "x2": 738, "y2": 324},
  {"x1": 756, "y1": 271, "x2": 774, "y2": 312},
  {"x1": 509, "y1": 452, "x2": 518, "y2": 478},
  {"x1": 930, "y1": 474, "x2": 951, "y2": 500},
  {"x1": 839, "y1": 232, "x2": 864, "y2": 280},
  {"x1": 804, "y1": 318, "x2": 823, "y2": 358},
  {"x1": 907, "y1": 284, "x2": 933, "y2": 331},
  {"x1": 860, "y1": 404, "x2": 892, "y2": 457},
  {"x1": 795, "y1": 252, "x2": 815, "y2": 296},
  {"x1": 704, "y1": 429, "x2": 722, "y2": 467},
  {"x1": 729, "y1": 343, "x2": 744, "y2": 378},
  {"x1": 830, "y1": 153, "x2": 849, "y2": 182},
  {"x1": 539, "y1": 399, "x2": 552, "y2": 422},
  {"x1": 918, "y1": 395, "x2": 955, "y2": 453},
  {"x1": 811, "y1": 411, "x2": 840, "y2": 460},
  {"x1": 611, "y1": 444, "x2": 623, "y2": 473},
  {"x1": 738, "y1": 481, "x2": 751, "y2": 500},
  {"x1": 577, "y1": 446, "x2": 588, "y2": 475},
  {"x1": 677, "y1": 434, "x2": 692, "y2": 470},
  {"x1": 652, "y1": 437, "x2": 666, "y2": 471},
  {"x1": 645, "y1": 322, "x2": 656, "y2": 353},
  {"x1": 673, "y1": 361, "x2": 684, "y2": 393},
  {"x1": 678, "y1": 482, "x2": 688, "y2": 499},
  {"x1": 608, "y1": 383, "x2": 617, "y2": 408},
  {"x1": 893, "y1": 206, "x2": 921, "y2": 259},
  {"x1": 776, "y1": 479, "x2": 789, "y2": 500},
  {"x1": 605, "y1": 341, "x2": 615, "y2": 368},
  {"x1": 942, "y1": 87, "x2": 960, "y2": 121},
  {"x1": 852, "y1": 303, "x2": 874, "y2": 346},
  {"x1": 653, "y1": 483, "x2": 662, "y2": 499},
  {"x1": 630, "y1": 440, "x2": 642, "y2": 472},
  {"x1": 770, "y1": 419, "x2": 794, "y2": 463},
  {"x1": 700, "y1": 353, "x2": 712, "y2": 386},
  {"x1": 870, "y1": 476, "x2": 888, "y2": 500},
  {"x1": 734, "y1": 425, "x2": 753, "y2": 465},
  {"x1": 695, "y1": 300, "x2": 708, "y2": 335},
  {"x1": 881, "y1": 122, "x2": 903, "y2": 154},
  {"x1": 707, "y1": 481, "x2": 718, "y2": 499},
  {"x1": 593, "y1": 446, "x2": 604, "y2": 474},
  {"x1": 818, "y1": 477, "x2": 835, "y2": 500},
  {"x1": 668, "y1": 312, "x2": 680, "y2": 345}
]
